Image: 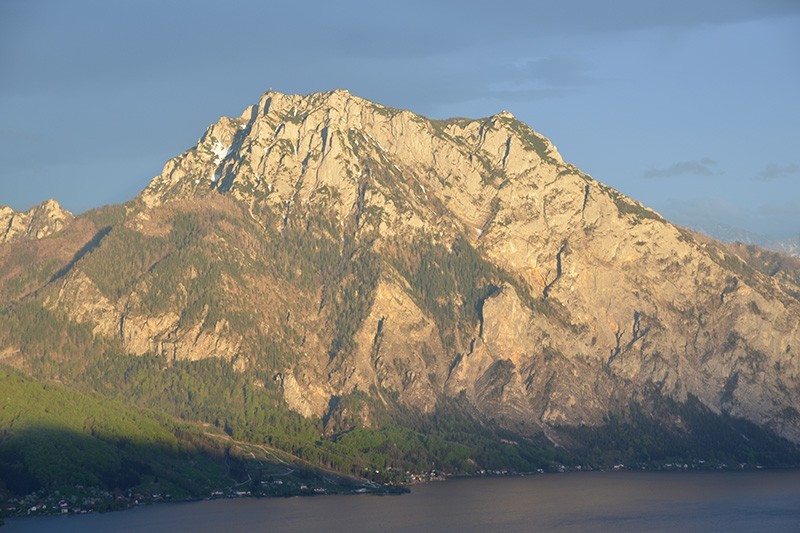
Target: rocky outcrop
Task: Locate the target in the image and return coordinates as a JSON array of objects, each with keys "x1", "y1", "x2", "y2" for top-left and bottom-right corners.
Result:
[
  {"x1": 0, "y1": 200, "x2": 72, "y2": 243},
  {"x1": 45, "y1": 268, "x2": 243, "y2": 364},
  {"x1": 346, "y1": 278, "x2": 447, "y2": 412}
]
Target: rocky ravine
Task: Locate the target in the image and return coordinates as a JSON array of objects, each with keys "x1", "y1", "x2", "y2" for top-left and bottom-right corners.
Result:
[{"x1": 3, "y1": 90, "x2": 800, "y2": 446}]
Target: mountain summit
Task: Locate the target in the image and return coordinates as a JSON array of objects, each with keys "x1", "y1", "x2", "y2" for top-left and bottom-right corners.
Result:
[
  {"x1": 2, "y1": 90, "x2": 799, "y2": 472},
  {"x1": 0, "y1": 199, "x2": 72, "y2": 243}
]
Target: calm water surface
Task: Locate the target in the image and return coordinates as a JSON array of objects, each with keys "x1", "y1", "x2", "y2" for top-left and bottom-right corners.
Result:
[{"x1": 6, "y1": 470, "x2": 800, "y2": 532}]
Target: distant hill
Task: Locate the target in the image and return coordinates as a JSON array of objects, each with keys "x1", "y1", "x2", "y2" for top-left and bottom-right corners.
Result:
[{"x1": 691, "y1": 222, "x2": 800, "y2": 257}]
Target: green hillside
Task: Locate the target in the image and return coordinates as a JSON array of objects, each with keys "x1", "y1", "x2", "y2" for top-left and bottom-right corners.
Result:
[
  {"x1": 0, "y1": 366, "x2": 230, "y2": 504},
  {"x1": 0, "y1": 366, "x2": 372, "y2": 518}
]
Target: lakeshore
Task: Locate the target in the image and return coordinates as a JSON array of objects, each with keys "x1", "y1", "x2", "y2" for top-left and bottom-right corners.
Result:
[
  {"x1": 2, "y1": 459, "x2": 775, "y2": 521},
  {"x1": 6, "y1": 469, "x2": 800, "y2": 532}
]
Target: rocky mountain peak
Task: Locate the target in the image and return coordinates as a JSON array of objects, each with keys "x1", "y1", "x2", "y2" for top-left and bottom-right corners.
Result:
[
  {"x1": 0, "y1": 199, "x2": 72, "y2": 243},
  {"x1": 139, "y1": 89, "x2": 567, "y2": 244}
]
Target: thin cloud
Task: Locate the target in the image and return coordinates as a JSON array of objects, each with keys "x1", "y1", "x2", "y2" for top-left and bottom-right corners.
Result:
[
  {"x1": 521, "y1": 56, "x2": 594, "y2": 87},
  {"x1": 756, "y1": 199, "x2": 800, "y2": 216},
  {"x1": 482, "y1": 55, "x2": 597, "y2": 102},
  {"x1": 755, "y1": 163, "x2": 800, "y2": 181},
  {"x1": 663, "y1": 197, "x2": 799, "y2": 241},
  {"x1": 664, "y1": 197, "x2": 741, "y2": 222},
  {"x1": 642, "y1": 158, "x2": 722, "y2": 179}
]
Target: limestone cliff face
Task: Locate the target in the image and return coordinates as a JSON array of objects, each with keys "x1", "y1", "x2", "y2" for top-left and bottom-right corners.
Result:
[
  {"x1": 4, "y1": 90, "x2": 800, "y2": 445},
  {"x1": 140, "y1": 90, "x2": 564, "y2": 243},
  {"x1": 0, "y1": 200, "x2": 72, "y2": 243}
]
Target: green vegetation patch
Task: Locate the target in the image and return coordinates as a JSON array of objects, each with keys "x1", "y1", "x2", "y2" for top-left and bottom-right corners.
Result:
[
  {"x1": 0, "y1": 366, "x2": 231, "y2": 503},
  {"x1": 390, "y1": 235, "x2": 501, "y2": 351},
  {"x1": 602, "y1": 186, "x2": 664, "y2": 224},
  {"x1": 560, "y1": 393, "x2": 800, "y2": 468},
  {"x1": 496, "y1": 116, "x2": 553, "y2": 161}
]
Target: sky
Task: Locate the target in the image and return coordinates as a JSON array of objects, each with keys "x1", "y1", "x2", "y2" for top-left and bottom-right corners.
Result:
[{"x1": 1, "y1": 0, "x2": 799, "y2": 241}]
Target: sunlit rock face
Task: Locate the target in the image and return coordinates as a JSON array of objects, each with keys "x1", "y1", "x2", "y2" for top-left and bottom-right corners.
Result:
[{"x1": 1, "y1": 199, "x2": 72, "y2": 243}]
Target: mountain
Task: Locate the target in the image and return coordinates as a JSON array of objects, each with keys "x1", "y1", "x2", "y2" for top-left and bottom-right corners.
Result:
[
  {"x1": 692, "y1": 223, "x2": 800, "y2": 257},
  {"x1": 0, "y1": 200, "x2": 72, "y2": 243},
  {"x1": 775, "y1": 239, "x2": 800, "y2": 258},
  {"x1": 1, "y1": 90, "x2": 799, "y2": 483}
]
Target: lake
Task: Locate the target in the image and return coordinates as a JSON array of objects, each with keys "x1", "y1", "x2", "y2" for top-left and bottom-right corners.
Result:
[{"x1": 6, "y1": 470, "x2": 800, "y2": 532}]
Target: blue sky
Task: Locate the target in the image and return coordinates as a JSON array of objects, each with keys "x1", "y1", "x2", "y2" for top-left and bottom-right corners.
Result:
[{"x1": 2, "y1": 0, "x2": 799, "y2": 240}]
